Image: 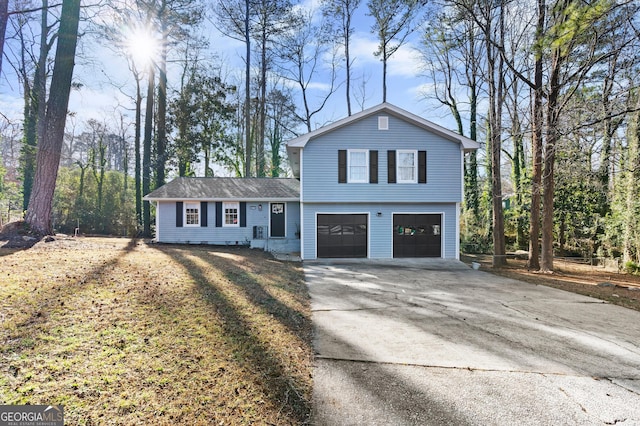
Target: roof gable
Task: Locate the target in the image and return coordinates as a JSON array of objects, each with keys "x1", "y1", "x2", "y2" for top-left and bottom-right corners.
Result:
[
  {"x1": 144, "y1": 177, "x2": 300, "y2": 201},
  {"x1": 285, "y1": 102, "x2": 480, "y2": 178},
  {"x1": 287, "y1": 103, "x2": 479, "y2": 150}
]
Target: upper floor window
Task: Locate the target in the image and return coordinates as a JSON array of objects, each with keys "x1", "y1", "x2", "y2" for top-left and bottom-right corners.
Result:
[
  {"x1": 224, "y1": 202, "x2": 239, "y2": 227},
  {"x1": 339, "y1": 149, "x2": 378, "y2": 184},
  {"x1": 397, "y1": 150, "x2": 417, "y2": 183},
  {"x1": 348, "y1": 149, "x2": 368, "y2": 183},
  {"x1": 184, "y1": 202, "x2": 200, "y2": 226}
]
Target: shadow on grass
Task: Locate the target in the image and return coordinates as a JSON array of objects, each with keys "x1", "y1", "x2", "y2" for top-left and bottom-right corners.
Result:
[
  {"x1": 160, "y1": 247, "x2": 311, "y2": 424},
  {"x1": 9, "y1": 238, "x2": 140, "y2": 332},
  {"x1": 189, "y1": 248, "x2": 308, "y2": 338},
  {"x1": 0, "y1": 237, "x2": 39, "y2": 252}
]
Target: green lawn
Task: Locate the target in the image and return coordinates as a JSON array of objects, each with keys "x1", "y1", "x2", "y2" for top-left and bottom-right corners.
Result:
[{"x1": 0, "y1": 238, "x2": 312, "y2": 425}]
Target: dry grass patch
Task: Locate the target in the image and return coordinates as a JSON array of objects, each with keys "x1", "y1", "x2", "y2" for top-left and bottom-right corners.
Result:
[
  {"x1": 462, "y1": 254, "x2": 640, "y2": 312},
  {"x1": 0, "y1": 237, "x2": 312, "y2": 425}
]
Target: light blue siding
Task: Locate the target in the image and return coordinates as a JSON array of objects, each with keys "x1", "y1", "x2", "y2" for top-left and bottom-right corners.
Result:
[
  {"x1": 301, "y1": 114, "x2": 463, "y2": 203},
  {"x1": 155, "y1": 201, "x2": 300, "y2": 252},
  {"x1": 301, "y1": 202, "x2": 459, "y2": 260}
]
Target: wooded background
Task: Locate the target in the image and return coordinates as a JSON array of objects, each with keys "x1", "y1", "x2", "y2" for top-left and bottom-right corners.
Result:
[{"x1": 0, "y1": 0, "x2": 639, "y2": 273}]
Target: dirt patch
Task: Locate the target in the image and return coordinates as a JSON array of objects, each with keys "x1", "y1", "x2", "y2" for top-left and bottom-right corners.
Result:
[
  {"x1": 462, "y1": 254, "x2": 640, "y2": 312},
  {"x1": 0, "y1": 221, "x2": 42, "y2": 249}
]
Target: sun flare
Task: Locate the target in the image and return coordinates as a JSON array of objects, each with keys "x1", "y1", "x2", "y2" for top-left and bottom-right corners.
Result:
[{"x1": 126, "y1": 27, "x2": 159, "y2": 67}]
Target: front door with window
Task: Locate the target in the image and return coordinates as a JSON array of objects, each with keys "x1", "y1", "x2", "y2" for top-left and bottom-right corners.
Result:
[{"x1": 270, "y1": 203, "x2": 286, "y2": 237}]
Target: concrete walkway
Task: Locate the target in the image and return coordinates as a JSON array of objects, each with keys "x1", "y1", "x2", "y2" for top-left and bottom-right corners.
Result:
[{"x1": 305, "y1": 259, "x2": 640, "y2": 425}]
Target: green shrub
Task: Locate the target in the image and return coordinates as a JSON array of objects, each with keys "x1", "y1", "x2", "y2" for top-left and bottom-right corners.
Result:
[{"x1": 624, "y1": 261, "x2": 640, "y2": 275}]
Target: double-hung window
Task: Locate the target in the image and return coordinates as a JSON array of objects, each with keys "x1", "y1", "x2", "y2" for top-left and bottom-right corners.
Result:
[
  {"x1": 223, "y1": 202, "x2": 239, "y2": 227},
  {"x1": 397, "y1": 150, "x2": 417, "y2": 183},
  {"x1": 184, "y1": 202, "x2": 200, "y2": 226},
  {"x1": 348, "y1": 149, "x2": 368, "y2": 183}
]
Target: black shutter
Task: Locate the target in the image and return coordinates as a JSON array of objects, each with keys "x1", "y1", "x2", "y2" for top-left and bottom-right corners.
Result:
[
  {"x1": 176, "y1": 202, "x2": 183, "y2": 227},
  {"x1": 418, "y1": 151, "x2": 427, "y2": 183},
  {"x1": 369, "y1": 150, "x2": 378, "y2": 183},
  {"x1": 240, "y1": 202, "x2": 247, "y2": 227},
  {"x1": 338, "y1": 150, "x2": 347, "y2": 183},
  {"x1": 200, "y1": 201, "x2": 208, "y2": 227},
  {"x1": 387, "y1": 150, "x2": 396, "y2": 183},
  {"x1": 215, "y1": 202, "x2": 222, "y2": 227}
]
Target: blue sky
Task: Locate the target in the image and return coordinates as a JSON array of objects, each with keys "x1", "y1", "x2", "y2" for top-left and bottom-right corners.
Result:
[{"x1": 0, "y1": 0, "x2": 459, "y2": 140}]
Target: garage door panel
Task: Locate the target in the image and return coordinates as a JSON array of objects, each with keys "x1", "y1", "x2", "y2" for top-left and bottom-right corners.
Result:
[
  {"x1": 394, "y1": 214, "x2": 442, "y2": 258},
  {"x1": 317, "y1": 214, "x2": 368, "y2": 258}
]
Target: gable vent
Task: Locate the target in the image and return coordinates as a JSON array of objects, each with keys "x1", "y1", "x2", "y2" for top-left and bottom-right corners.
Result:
[{"x1": 378, "y1": 116, "x2": 389, "y2": 130}]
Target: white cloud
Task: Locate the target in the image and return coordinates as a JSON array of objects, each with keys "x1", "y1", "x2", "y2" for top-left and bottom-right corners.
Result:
[
  {"x1": 387, "y1": 44, "x2": 423, "y2": 78},
  {"x1": 349, "y1": 35, "x2": 380, "y2": 67},
  {"x1": 306, "y1": 81, "x2": 335, "y2": 92},
  {"x1": 349, "y1": 35, "x2": 423, "y2": 77}
]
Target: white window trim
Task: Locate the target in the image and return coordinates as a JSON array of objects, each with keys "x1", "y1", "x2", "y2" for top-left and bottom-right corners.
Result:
[
  {"x1": 347, "y1": 149, "x2": 369, "y2": 183},
  {"x1": 397, "y1": 149, "x2": 418, "y2": 184},
  {"x1": 184, "y1": 202, "x2": 200, "y2": 227},
  {"x1": 223, "y1": 201, "x2": 240, "y2": 227}
]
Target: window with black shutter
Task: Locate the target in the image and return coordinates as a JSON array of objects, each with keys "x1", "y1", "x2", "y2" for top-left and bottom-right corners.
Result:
[
  {"x1": 200, "y1": 201, "x2": 208, "y2": 227},
  {"x1": 176, "y1": 202, "x2": 183, "y2": 227},
  {"x1": 338, "y1": 150, "x2": 347, "y2": 183},
  {"x1": 418, "y1": 151, "x2": 427, "y2": 184},
  {"x1": 387, "y1": 150, "x2": 396, "y2": 183},
  {"x1": 369, "y1": 150, "x2": 378, "y2": 183}
]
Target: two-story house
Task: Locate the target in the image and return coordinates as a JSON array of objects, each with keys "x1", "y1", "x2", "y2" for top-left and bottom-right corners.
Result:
[
  {"x1": 144, "y1": 103, "x2": 478, "y2": 260},
  {"x1": 286, "y1": 102, "x2": 479, "y2": 260}
]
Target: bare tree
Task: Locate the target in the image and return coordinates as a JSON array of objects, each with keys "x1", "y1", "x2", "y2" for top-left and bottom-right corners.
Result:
[
  {"x1": 321, "y1": 0, "x2": 361, "y2": 116},
  {"x1": 213, "y1": 0, "x2": 253, "y2": 176},
  {"x1": 419, "y1": 6, "x2": 483, "y2": 235},
  {"x1": 367, "y1": 0, "x2": 425, "y2": 102},
  {"x1": 275, "y1": 11, "x2": 339, "y2": 132}
]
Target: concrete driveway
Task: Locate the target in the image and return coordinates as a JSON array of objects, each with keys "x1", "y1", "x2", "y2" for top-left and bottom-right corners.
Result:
[{"x1": 305, "y1": 259, "x2": 640, "y2": 425}]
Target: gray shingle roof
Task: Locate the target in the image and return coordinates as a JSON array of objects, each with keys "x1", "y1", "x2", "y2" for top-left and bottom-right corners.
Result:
[{"x1": 144, "y1": 177, "x2": 300, "y2": 201}]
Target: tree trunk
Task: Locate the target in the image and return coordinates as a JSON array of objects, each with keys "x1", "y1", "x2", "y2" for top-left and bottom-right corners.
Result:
[
  {"x1": 21, "y1": 79, "x2": 37, "y2": 212},
  {"x1": 244, "y1": 0, "x2": 252, "y2": 178},
  {"x1": 90, "y1": 141, "x2": 106, "y2": 232},
  {"x1": 528, "y1": 0, "x2": 545, "y2": 270},
  {"x1": 0, "y1": 0, "x2": 7, "y2": 78},
  {"x1": 143, "y1": 65, "x2": 155, "y2": 237},
  {"x1": 540, "y1": 48, "x2": 562, "y2": 272},
  {"x1": 257, "y1": 27, "x2": 267, "y2": 177},
  {"x1": 20, "y1": 0, "x2": 49, "y2": 212},
  {"x1": 488, "y1": 3, "x2": 506, "y2": 267},
  {"x1": 467, "y1": 42, "x2": 479, "y2": 220},
  {"x1": 135, "y1": 70, "x2": 142, "y2": 229},
  {"x1": 25, "y1": 0, "x2": 81, "y2": 235},
  {"x1": 623, "y1": 94, "x2": 640, "y2": 262},
  {"x1": 156, "y1": 1, "x2": 167, "y2": 187},
  {"x1": 345, "y1": 16, "x2": 352, "y2": 116},
  {"x1": 382, "y1": 40, "x2": 387, "y2": 103},
  {"x1": 36, "y1": 0, "x2": 48, "y2": 173},
  {"x1": 511, "y1": 80, "x2": 527, "y2": 250},
  {"x1": 120, "y1": 115, "x2": 128, "y2": 233}
]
